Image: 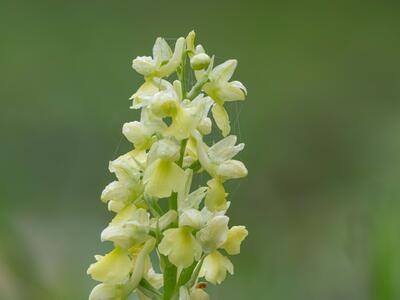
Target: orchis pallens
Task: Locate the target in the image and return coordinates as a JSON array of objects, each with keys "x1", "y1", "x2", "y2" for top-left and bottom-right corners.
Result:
[{"x1": 87, "y1": 31, "x2": 248, "y2": 300}]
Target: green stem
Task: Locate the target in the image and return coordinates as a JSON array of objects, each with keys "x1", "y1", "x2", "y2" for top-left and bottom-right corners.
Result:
[
  {"x1": 178, "y1": 139, "x2": 188, "y2": 167},
  {"x1": 178, "y1": 55, "x2": 187, "y2": 99},
  {"x1": 161, "y1": 255, "x2": 177, "y2": 300},
  {"x1": 187, "y1": 75, "x2": 209, "y2": 100},
  {"x1": 168, "y1": 192, "x2": 178, "y2": 211},
  {"x1": 164, "y1": 138, "x2": 188, "y2": 300}
]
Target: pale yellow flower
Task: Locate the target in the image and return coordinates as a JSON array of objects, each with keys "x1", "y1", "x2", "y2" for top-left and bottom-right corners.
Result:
[
  {"x1": 203, "y1": 59, "x2": 246, "y2": 104},
  {"x1": 130, "y1": 80, "x2": 160, "y2": 109},
  {"x1": 122, "y1": 121, "x2": 154, "y2": 150},
  {"x1": 143, "y1": 159, "x2": 185, "y2": 198},
  {"x1": 192, "y1": 130, "x2": 248, "y2": 182},
  {"x1": 200, "y1": 250, "x2": 234, "y2": 285},
  {"x1": 222, "y1": 226, "x2": 248, "y2": 255},
  {"x1": 101, "y1": 204, "x2": 150, "y2": 249},
  {"x1": 158, "y1": 227, "x2": 202, "y2": 268},
  {"x1": 132, "y1": 37, "x2": 185, "y2": 78},
  {"x1": 202, "y1": 59, "x2": 247, "y2": 136},
  {"x1": 87, "y1": 247, "x2": 131, "y2": 284},
  {"x1": 165, "y1": 94, "x2": 213, "y2": 140},
  {"x1": 101, "y1": 151, "x2": 144, "y2": 212},
  {"x1": 196, "y1": 215, "x2": 229, "y2": 253},
  {"x1": 146, "y1": 138, "x2": 180, "y2": 165}
]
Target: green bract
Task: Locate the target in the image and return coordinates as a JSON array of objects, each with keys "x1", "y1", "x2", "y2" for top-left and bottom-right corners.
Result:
[{"x1": 88, "y1": 31, "x2": 248, "y2": 300}]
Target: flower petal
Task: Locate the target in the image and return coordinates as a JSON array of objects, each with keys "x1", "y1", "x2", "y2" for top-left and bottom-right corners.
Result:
[
  {"x1": 179, "y1": 208, "x2": 204, "y2": 229},
  {"x1": 147, "y1": 139, "x2": 180, "y2": 165},
  {"x1": 122, "y1": 121, "x2": 152, "y2": 150},
  {"x1": 152, "y1": 37, "x2": 172, "y2": 66},
  {"x1": 222, "y1": 226, "x2": 248, "y2": 255},
  {"x1": 101, "y1": 205, "x2": 150, "y2": 249},
  {"x1": 208, "y1": 135, "x2": 244, "y2": 163},
  {"x1": 204, "y1": 179, "x2": 228, "y2": 212},
  {"x1": 217, "y1": 81, "x2": 246, "y2": 102},
  {"x1": 211, "y1": 104, "x2": 230, "y2": 137},
  {"x1": 143, "y1": 159, "x2": 185, "y2": 198},
  {"x1": 209, "y1": 59, "x2": 237, "y2": 82},
  {"x1": 158, "y1": 37, "x2": 185, "y2": 77},
  {"x1": 130, "y1": 80, "x2": 159, "y2": 109}
]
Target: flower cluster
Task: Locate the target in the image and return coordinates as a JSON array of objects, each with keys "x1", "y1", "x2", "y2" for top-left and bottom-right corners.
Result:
[{"x1": 87, "y1": 31, "x2": 248, "y2": 300}]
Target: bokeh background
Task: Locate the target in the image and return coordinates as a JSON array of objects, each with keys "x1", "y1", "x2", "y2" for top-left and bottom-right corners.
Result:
[{"x1": 1, "y1": 0, "x2": 400, "y2": 299}]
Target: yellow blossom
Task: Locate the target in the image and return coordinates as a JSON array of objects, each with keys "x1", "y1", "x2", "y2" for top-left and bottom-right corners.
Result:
[
  {"x1": 87, "y1": 247, "x2": 131, "y2": 284},
  {"x1": 158, "y1": 227, "x2": 202, "y2": 268},
  {"x1": 200, "y1": 250, "x2": 234, "y2": 285}
]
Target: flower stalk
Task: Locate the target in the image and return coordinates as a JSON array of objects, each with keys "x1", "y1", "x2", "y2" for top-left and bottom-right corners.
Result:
[{"x1": 87, "y1": 30, "x2": 249, "y2": 300}]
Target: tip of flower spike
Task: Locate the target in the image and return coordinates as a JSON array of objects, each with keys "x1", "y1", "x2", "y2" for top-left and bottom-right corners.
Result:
[{"x1": 186, "y1": 30, "x2": 196, "y2": 56}]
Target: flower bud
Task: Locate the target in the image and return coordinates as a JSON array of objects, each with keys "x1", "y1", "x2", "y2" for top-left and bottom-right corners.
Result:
[
  {"x1": 190, "y1": 53, "x2": 211, "y2": 70},
  {"x1": 198, "y1": 117, "x2": 212, "y2": 135},
  {"x1": 150, "y1": 92, "x2": 178, "y2": 117}
]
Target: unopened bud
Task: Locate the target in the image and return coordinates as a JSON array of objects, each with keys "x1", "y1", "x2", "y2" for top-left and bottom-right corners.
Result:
[{"x1": 190, "y1": 53, "x2": 211, "y2": 70}]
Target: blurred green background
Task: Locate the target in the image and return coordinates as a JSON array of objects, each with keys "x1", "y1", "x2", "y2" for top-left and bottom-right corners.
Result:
[{"x1": 1, "y1": 0, "x2": 400, "y2": 299}]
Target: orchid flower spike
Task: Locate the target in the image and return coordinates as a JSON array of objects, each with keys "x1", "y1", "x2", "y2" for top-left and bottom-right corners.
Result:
[{"x1": 88, "y1": 31, "x2": 249, "y2": 300}]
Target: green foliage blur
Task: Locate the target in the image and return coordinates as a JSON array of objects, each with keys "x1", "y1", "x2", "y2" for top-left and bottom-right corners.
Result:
[{"x1": 1, "y1": 0, "x2": 399, "y2": 299}]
